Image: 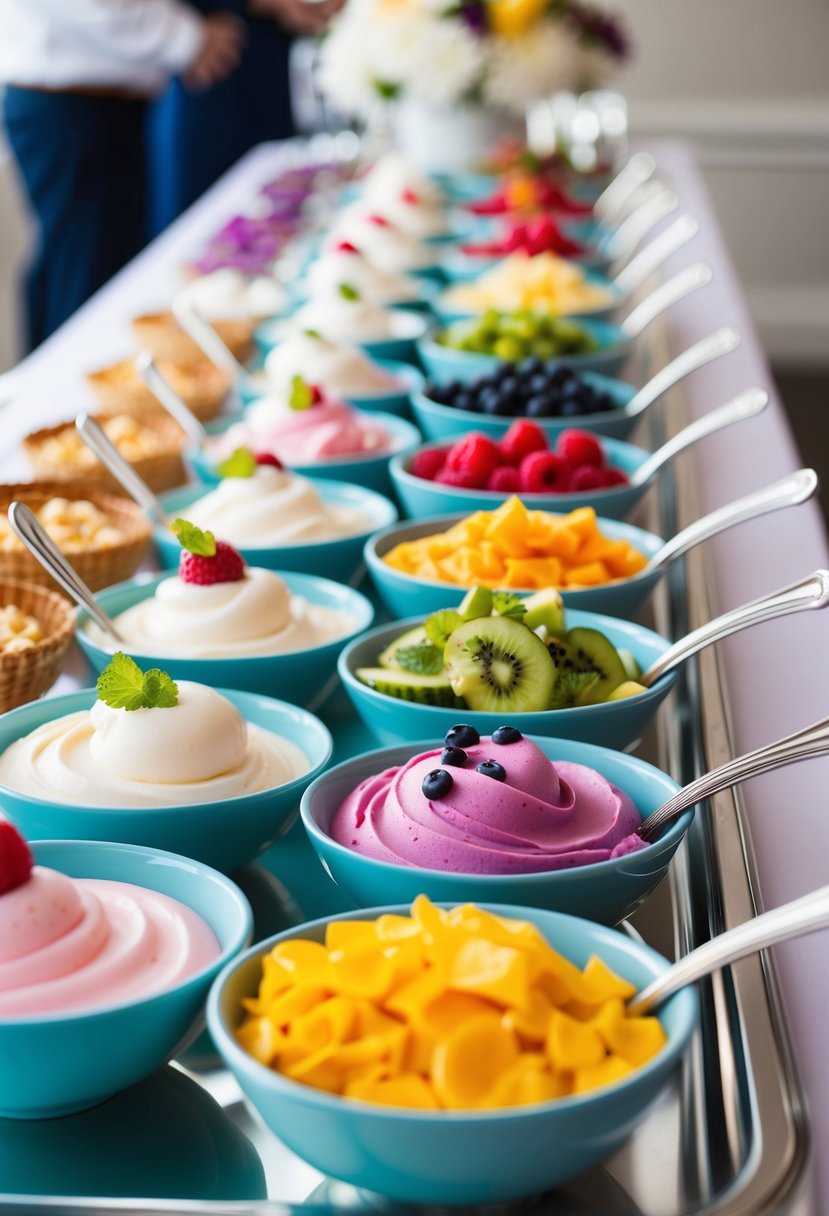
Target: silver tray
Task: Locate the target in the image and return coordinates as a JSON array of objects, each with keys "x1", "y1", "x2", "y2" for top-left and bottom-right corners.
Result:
[{"x1": 0, "y1": 324, "x2": 811, "y2": 1216}]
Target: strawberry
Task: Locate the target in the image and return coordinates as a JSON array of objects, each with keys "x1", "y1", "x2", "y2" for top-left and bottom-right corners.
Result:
[
  {"x1": 411, "y1": 446, "x2": 450, "y2": 482},
  {"x1": 498, "y1": 419, "x2": 548, "y2": 465},
  {"x1": 444, "y1": 433, "x2": 500, "y2": 489},
  {"x1": 0, "y1": 821, "x2": 33, "y2": 895},
  {"x1": 556, "y1": 429, "x2": 604, "y2": 468},
  {"x1": 255, "y1": 452, "x2": 284, "y2": 469},
  {"x1": 519, "y1": 451, "x2": 572, "y2": 493}
]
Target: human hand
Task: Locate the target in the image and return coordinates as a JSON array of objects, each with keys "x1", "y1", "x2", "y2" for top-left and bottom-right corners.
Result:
[
  {"x1": 183, "y1": 13, "x2": 245, "y2": 90},
  {"x1": 249, "y1": 0, "x2": 345, "y2": 37}
]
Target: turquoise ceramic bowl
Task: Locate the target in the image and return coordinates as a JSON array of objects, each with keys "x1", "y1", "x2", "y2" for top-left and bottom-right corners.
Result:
[
  {"x1": 208, "y1": 901, "x2": 697, "y2": 1205},
  {"x1": 255, "y1": 309, "x2": 430, "y2": 365},
  {"x1": 0, "y1": 839, "x2": 251, "y2": 1120},
  {"x1": 337, "y1": 611, "x2": 678, "y2": 751},
  {"x1": 431, "y1": 271, "x2": 625, "y2": 328},
  {"x1": 300, "y1": 736, "x2": 689, "y2": 924},
  {"x1": 365, "y1": 512, "x2": 664, "y2": 619},
  {"x1": 418, "y1": 320, "x2": 632, "y2": 384},
  {"x1": 155, "y1": 479, "x2": 398, "y2": 583},
  {"x1": 191, "y1": 411, "x2": 422, "y2": 497},
  {"x1": 237, "y1": 359, "x2": 424, "y2": 418},
  {"x1": 75, "y1": 570, "x2": 374, "y2": 704},
  {"x1": 410, "y1": 377, "x2": 637, "y2": 441},
  {"x1": 0, "y1": 689, "x2": 333, "y2": 873},
  {"x1": 390, "y1": 434, "x2": 652, "y2": 521}
]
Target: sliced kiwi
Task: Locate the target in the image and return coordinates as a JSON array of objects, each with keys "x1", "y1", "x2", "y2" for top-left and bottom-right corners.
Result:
[
  {"x1": 459, "y1": 586, "x2": 494, "y2": 621},
  {"x1": 521, "y1": 589, "x2": 566, "y2": 639},
  {"x1": 546, "y1": 638, "x2": 601, "y2": 709},
  {"x1": 616, "y1": 648, "x2": 642, "y2": 682},
  {"x1": 562, "y1": 627, "x2": 627, "y2": 705},
  {"x1": 356, "y1": 667, "x2": 462, "y2": 707},
  {"x1": 443, "y1": 615, "x2": 555, "y2": 713},
  {"x1": 378, "y1": 626, "x2": 429, "y2": 671}
]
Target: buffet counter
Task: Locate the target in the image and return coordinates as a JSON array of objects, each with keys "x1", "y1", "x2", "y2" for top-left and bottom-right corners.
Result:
[{"x1": 1, "y1": 137, "x2": 828, "y2": 1214}]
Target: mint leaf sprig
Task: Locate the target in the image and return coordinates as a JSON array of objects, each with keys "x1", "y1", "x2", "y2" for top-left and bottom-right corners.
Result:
[
  {"x1": 216, "y1": 447, "x2": 257, "y2": 480},
  {"x1": 97, "y1": 653, "x2": 179, "y2": 711},
  {"x1": 171, "y1": 518, "x2": 216, "y2": 556}
]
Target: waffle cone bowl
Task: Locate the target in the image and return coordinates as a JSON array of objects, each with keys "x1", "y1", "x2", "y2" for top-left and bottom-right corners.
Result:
[
  {"x1": 85, "y1": 356, "x2": 230, "y2": 422},
  {"x1": 132, "y1": 311, "x2": 258, "y2": 363},
  {"x1": 0, "y1": 579, "x2": 76, "y2": 712},
  {"x1": 0, "y1": 482, "x2": 152, "y2": 593},
  {"x1": 23, "y1": 414, "x2": 187, "y2": 494}
]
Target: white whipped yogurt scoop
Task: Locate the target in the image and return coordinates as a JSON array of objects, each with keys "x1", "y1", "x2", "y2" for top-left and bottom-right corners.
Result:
[{"x1": 7, "y1": 502, "x2": 123, "y2": 644}]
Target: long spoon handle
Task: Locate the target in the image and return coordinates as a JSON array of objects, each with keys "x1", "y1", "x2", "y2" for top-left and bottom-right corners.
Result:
[
  {"x1": 75, "y1": 414, "x2": 168, "y2": 528},
  {"x1": 629, "y1": 388, "x2": 768, "y2": 488},
  {"x1": 594, "y1": 152, "x2": 657, "y2": 225},
  {"x1": 603, "y1": 184, "x2": 677, "y2": 261},
  {"x1": 629, "y1": 884, "x2": 829, "y2": 1015},
  {"x1": 7, "y1": 502, "x2": 124, "y2": 643},
  {"x1": 135, "y1": 353, "x2": 208, "y2": 447},
  {"x1": 641, "y1": 568, "x2": 829, "y2": 686},
  {"x1": 644, "y1": 468, "x2": 819, "y2": 578},
  {"x1": 172, "y1": 297, "x2": 249, "y2": 382},
  {"x1": 612, "y1": 214, "x2": 699, "y2": 296},
  {"x1": 624, "y1": 327, "x2": 740, "y2": 419},
  {"x1": 621, "y1": 262, "x2": 713, "y2": 339},
  {"x1": 637, "y1": 713, "x2": 829, "y2": 846}
]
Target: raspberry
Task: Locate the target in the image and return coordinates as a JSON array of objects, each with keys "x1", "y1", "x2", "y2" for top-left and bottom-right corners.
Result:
[
  {"x1": 499, "y1": 419, "x2": 548, "y2": 466},
  {"x1": 435, "y1": 467, "x2": 478, "y2": 488},
  {"x1": 444, "y1": 433, "x2": 500, "y2": 489},
  {"x1": 519, "y1": 451, "x2": 572, "y2": 493},
  {"x1": 569, "y1": 465, "x2": 612, "y2": 493},
  {"x1": 603, "y1": 467, "x2": 629, "y2": 487},
  {"x1": 487, "y1": 466, "x2": 521, "y2": 493},
  {"x1": 400, "y1": 188, "x2": 419, "y2": 204},
  {"x1": 556, "y1": 429, "x2": 604, "y2": 467},
  {"x1": 335, "y1": 240, "x2": 359, "y2": 254},
  {"x1": 0, "y1": 821, "x2": 33, "y2": 895},
  {"x1": 411, "y1": 446, "x2": 450, "y2": 482},
  {"x1": 180, "y1": 540, "x2": 246, "y2": 586},
  {"x1": 368, "y1": 214, "x2": 390, "y2": 227},
  {"x1": 255, "y1": 452, "x2": 284, "y2": 469}
]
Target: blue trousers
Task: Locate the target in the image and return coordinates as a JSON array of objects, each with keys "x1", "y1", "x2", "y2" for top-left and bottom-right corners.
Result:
[
  {"x1": 148, "y1": 9, "x2": 295, "y2": 234},
  {"x1": 3, "y1": 87, "x2": 148, "y2": 351}
]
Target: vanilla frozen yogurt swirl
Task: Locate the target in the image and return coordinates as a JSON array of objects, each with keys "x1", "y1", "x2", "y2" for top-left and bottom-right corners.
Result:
[
  {"x1": 86, "y1": 567, "x2": 356, "y2": 659},
  {"x1": 0, "y1": 866, "x2": 220, "y2": 1016},
  {"x1": 290, "y1": 294, "x2": 401, "y2": 343},
  {"x1": 0, "y1": 681, "x2": 310, "y2": 807},
  {"x1": 261, "y1": 332, "x2": 397, "y2": 398},
  {"x1": 331, "y1": 735, "x2": 645, "y2": 873},
  {"x1": 305, "y1": 248, "x2": 421, "y2": 304},
  {"x1": 180, "y1": 268, "x2": 286, "y2": 320},
  {"x1": 183, "y1": 466, "x2": 370, "y2": 547},
  {"x1": 327, "y1": 211, "x2": 434, "y2": 273}
]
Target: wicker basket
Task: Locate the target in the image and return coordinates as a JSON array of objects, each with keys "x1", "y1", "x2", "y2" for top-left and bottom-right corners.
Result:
[
  {"x1": 85, "y1": 356, "x2": 230, "y2": 423},
  {"x1": 0, "y1": 482, "x2": 152, "y2": 593},
  {"x1": 23, "y1": 414, "x2": 187, "y2": 494},
  {"x1": 132, "y1": 311, "x2": 258, "y2": 363},
  {"x1": 0, "y1": 579, "x2": 76, "y2": 712}
]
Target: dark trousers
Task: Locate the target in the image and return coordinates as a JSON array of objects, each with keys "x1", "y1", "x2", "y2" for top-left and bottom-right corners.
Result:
[
  {"x1": 148, "y1": 10, "x2": 295, "y2": 234},
  {"x1": 3, "y1": 87, "x2": 148, "y2": 351}
]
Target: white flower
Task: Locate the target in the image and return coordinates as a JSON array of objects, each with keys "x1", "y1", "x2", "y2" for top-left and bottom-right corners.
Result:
[
  {"x1": 318, "y1": 15, "x2": 380, "y2": 115},
  {"x1": 401, "y1": 22, "x2": 488, "y2": 106},
  {"x1": 484, "y1": 21, "x2": 582, "y2": 113}
]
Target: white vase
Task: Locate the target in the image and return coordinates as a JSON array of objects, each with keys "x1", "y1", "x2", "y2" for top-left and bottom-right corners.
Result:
[{"x1": 393, "y1": 100, "x2": 525, "y2": 174}]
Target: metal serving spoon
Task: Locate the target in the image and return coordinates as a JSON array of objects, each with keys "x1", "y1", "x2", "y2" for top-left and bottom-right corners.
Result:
[
  {"x1": 74, "y1": 414, "x2": 169, "y2": 528},
  {"x1": 636, "y1": 712, "x2": 829, "y2": 846},
  {"x1": 619, "y1": 327, "x2": 740, "y2": 421},
  {"x1": 629, "y1": 882, "x2": 829, "y2": 1015},
  {"x1": 135, "y1": 352, "x2": 209, "y2": 447},
  {"x1": 7, "y1": 502, "x2": 123, "y2": 643},
  {"x1": 633, "y1": 468, "x2": 819, "y2": 584},
  {"x1": 593, "y1": 152, "x2": 658, "y2": 226},
  {"x1": 611, "y1": 214, "x2": 699, "y2": 297},
  {"x1": 603, "y1": 187, "x2": 678, "y2": 263},
  {"x1": 171, "y1": 295, "x2": 255, "y2": 389},
  {"x1": 620, "y1": 262, "x2": 712, "y2": 340}
]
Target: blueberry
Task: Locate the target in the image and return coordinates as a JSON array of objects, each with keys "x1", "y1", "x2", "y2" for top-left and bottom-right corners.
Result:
[
  {"x1": 422, "y1": 768, "x2": 453, "y2": 799},
  {"x1": 454, "y1": 392, "x2": 476, "y2": 413},
  {"x1": 517, "y1": 356, "x2": 543, "y2": 377},
  {"x1": 525, "y1": 394, "x2": 557, "y2": 418},
  {"x1": 499, "y1": 376, "x2": 520, "y2": 398},
  {"x1": 493, "y1": 363, "x2": 514, "y2": 385},
  {"x1": 478, "y1": 387, "x2": 504, "y2": 414},
  {"x1": 558, "y1": 398, "x2": 585, "y2": 417},
  {"x1": 528, "y1": 373, "x2": 551, "y2": 395},
  {"x1": 475, "y1": 759, "x2": 507, "y2": 781},
  {"x1": 491, "y1": 725, "x2": 523, "y2": 745},
  {"x1": 441, "y1": 746, "x2": 468, "y2": 767},
  {"x1": 444, "y1": 723, "x2": 480, "y2": 749}
]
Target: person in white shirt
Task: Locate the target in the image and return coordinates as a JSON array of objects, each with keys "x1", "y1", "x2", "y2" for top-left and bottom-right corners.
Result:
[{"x1": 1, "y1": 0, "x2": 244, "y2": 349}]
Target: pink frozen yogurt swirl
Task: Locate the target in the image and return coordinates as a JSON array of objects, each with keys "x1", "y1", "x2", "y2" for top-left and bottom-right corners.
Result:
[
  {"x1": 215, "y1": 394, "x2": 391, "y2": 464},
  {"x1": 330, "y1": 735, "x2": 646, "y2": 874},
  {"x1": 0, "y1": 867, "x2": 220, "y2": 1017}
]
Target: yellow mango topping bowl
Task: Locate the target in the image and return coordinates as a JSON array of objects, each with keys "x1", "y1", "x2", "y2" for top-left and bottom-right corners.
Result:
[{"x1": 207, "y1": 898, "x2": 697, "y2": 1204}]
